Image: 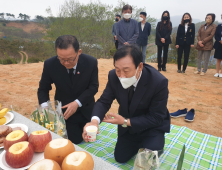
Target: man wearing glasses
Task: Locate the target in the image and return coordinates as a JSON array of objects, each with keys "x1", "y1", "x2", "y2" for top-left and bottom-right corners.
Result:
[{"x1": 38, "y1": 35, "x2": 99, "y2": 144}]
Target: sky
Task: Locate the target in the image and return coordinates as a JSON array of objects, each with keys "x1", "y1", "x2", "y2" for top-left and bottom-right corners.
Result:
[{"x1": 0, "y1": 0, "x2": 221, "y2": 21}]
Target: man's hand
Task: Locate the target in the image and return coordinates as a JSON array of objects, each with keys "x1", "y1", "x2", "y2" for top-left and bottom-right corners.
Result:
[
  {"x1": 200, "y1": 44, "x2": 204, "y2": 47},
  {"x1": 124, "y1": 42, "x2": 129, "y2": 45},
  {"x1": 191, "y1": 45, "x2": 194, "y2": 48},
  {"x1": 176, "y1": 45, "x2": 179, "y2": 48},
  {"x1": 102, "y1": 113, "x2": 125, "y2": 125},
  {"x1": 198, "y1": 41, "x2": 203, "y2": 46},
  {"x1": 82, "y1": 119, "x2": 99, "y2": 142},
  {"x1": 220, "y1": 41, "x2": 222, "y2": 45},
  {"x1": 161, "y1": 38, "x2": 165, "y2": 43},
  {"x1": 114, "y1": 36, "x2": 117, "y2": 40},
  {"x1": 62, "y1": 101, "x2": 79, "y2": 120}
]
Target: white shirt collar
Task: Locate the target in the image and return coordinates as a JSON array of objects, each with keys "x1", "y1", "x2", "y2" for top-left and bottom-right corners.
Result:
[
  {"x1": 133, "y1": 71, "x2": 142, "y2": 88},
  {"x1": 67, "y1": 63, "x2": 77, "y2": 73}
]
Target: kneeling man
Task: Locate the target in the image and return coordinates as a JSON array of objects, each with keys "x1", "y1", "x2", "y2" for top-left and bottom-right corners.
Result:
[{"x1": 83, "y1": 45, "x2": 170, "y2": 163}]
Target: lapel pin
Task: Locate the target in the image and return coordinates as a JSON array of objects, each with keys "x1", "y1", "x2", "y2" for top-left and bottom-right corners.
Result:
[{"x1": 77, "y1": 71, "x2": 80, "y2": 74}]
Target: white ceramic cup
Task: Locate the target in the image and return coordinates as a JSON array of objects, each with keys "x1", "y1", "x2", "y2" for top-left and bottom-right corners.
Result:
[{"x1": 86, "y1": 125, "x2": 98, "y2": 142}]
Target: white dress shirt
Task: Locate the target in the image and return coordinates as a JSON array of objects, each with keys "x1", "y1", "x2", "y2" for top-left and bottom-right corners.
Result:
[
  {"x1": 185, "y1": 23, "x2": 188, "y2": 33},
  {"x1": 91, "y1": 71, "x2": 143, "y2": 124},
  {"x1": 41, "y1": 63, "x2": 82, "y2": 108},
  {"x1": 141, "y1": 23, "x2": 145, "y2": 31}
]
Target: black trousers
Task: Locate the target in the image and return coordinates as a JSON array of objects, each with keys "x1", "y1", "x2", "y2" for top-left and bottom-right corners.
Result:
[
  {"x1": 115, "y1": 40, "x2": 119, "y2": 49},
  {"x1": 157, "y1": 45, "x2": 169, "y2": 69},
  {"x1": 177, "y1": 42, "x2": 191, "y2": 71},
  {"x1": 114, "y1": 130, "x2": 165, "y2": 163},
  {"x1": 65, "y1": 110, "x2": 89, "y2": 144}
]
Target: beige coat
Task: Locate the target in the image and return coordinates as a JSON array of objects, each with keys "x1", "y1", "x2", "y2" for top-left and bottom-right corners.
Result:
[{"x1": 196, "y1": 24, "x2": 217, "y2": 51}]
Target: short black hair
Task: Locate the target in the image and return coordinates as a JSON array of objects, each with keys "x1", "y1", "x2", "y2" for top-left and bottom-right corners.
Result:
[
  {"x1": 116, "y1": 14, "x2": 121, "y2": 18},
  {"x1": 140, "y1": 12, "x2": 147, "y2": 17},
  {"x1": 55, "y1": 35, "x2": 79, "y2": 52},
  {"x1": 122, "y1": 4, "x2": 132, "y2": 13},
  {"x1": 206, "y1": 13, "x2": 216, "y2": 23},
  {"x1": 113, "y1": 45, "x2": 142, "y2": 68}
]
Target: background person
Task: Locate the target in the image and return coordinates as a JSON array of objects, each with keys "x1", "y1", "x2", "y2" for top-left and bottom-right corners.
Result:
[
  {"x1": 194, "y1": 13, "x2": 217, "y2": 76},
  {"x1": 136, "y1": 12, "x2": 151, "y2": 63},
  {"x1": 82, "y1": 45, "x2": 170, "y2": 163},
  {"x1": 112, "y1": 14, "x2": 121, "y2": 49},
  {"x1": 213, "y1": 14, "x2": 222, "y2": 78},
  {"x1": 116, "y1": 4, "x2": 139, "y2": 49},
  {"x1": 155, "y1": 11, "x2": 172, "y2": 71},
  {"x1": 176, "y1": 13, "x2": 195, "y2": 73},
  {"x1": 38, "y1": 35, "x2": 99, "y2": 144}
]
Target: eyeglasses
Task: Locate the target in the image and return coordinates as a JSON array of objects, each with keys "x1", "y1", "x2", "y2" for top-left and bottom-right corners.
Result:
[{"x1": 57, "y1": 54, "x2": 77, "y2": 63}]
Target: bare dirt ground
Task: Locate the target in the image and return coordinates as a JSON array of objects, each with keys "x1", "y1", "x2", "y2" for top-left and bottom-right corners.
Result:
[
  {"x1": 0, "y1": 59, "x2": 222, "y2": 137},
  {"x1": 6, "y1": 22, "x2": 45, "y2": 33}
]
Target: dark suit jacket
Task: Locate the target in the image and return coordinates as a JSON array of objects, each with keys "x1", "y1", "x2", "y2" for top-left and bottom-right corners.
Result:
[
  {"x1": 214, "y1": 24, "x2": 222, "y2": 49},
  {"x1": 92, "y1": 64, "x2": 170, "y2": 137},
  {"x1": 116, "y1": 19, "x2": 139, "y2": 49},
  {"x1": 155, "y1": 21, "x2": 172, "y2": 46},
  {"x1": 176, "y1": 23, "x2": 195, "y2": 45},
  {"x1": 37, "y1": 53, "x2": 99, "y2": 121},
  {"x1": 136, "y1": 22, "x2": 151, "y2": 46}
]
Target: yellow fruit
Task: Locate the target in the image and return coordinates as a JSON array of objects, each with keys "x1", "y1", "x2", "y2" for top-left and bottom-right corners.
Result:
[
  {"x1": 0, "y1": 117, "x2": 6, "y2": 125},
  {"x1": 0, "y1": 108, "x2": 8, "y2": 118}
]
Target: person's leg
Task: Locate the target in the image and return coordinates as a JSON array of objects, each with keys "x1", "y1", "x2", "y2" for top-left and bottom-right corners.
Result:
[
  {"x1": 114, "y1": 133, "x2": 141, "y2": 163},
  {"x1": 202, "y1": 50, "x2": 211, "y2": 73},
  {"x1": 65, "y1": 112, "x2": 88, "y2": 144},
  {"x1": 162, "y1": 45, "x2": 169, "y2": 70},
  {"x1": 142, "y1": 45, "x2": 147, "y2": 63},
  {"x1": 177, "y1": 45, "x2": 184, "y2": 71},
  {"x1": 216, "y1": 59, "x2": 222, "y2": 73},
  {"x1": 157, "y1": 46, "x2": 163, "y2": 70},
  {"x1": 142, "y1": 133, "x2": 165, "y2": 156},
  {"x1": 115, "y1": 40, "x2": 119, "y2": 49},
  {"x1": 182, "y1": 44, "x2": 191, "y2": 71},
  {"x1": 197, "y1": 50, "x2": 203, "y2": 72}
]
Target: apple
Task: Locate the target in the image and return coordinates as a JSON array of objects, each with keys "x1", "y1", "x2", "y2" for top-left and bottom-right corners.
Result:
[
  {"x1": 28, "y1": 159, "x2": 61, "y2": 170},
  {"x1": 62, "y1": 151, "x2": 94, "y2": 170},
  {"x1": 6, "y1": 141, "x2": 34, "y2": 168},
  {"x1": 4, "y1": 130, "x2": 28, "y2": 150},
  {"x1": 28, "y1": 130, "x2": 52, "y2": 152},
  {"x1": 44, "y1": 138, "x2": 75, "y2": 166}
]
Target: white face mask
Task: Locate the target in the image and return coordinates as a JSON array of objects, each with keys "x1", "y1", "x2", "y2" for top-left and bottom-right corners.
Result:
[
  {"x1": 123, "y1": 13, "x2": 132, "y2": 19},
  {"x1": 118, "y1": 68, "x2": 139, "y2": 89},
  {"x1": 139, "y1": 17, "x2": 143, "y2": 22}
]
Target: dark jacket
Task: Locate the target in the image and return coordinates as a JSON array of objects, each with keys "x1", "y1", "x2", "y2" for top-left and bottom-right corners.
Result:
[
  {"x1": 112, "y1": 22, "x2": 117, "y2": 42},
  {"x1": 92, "y1": 63, "x2": 171, "y2": 137},
  {"x1": 213, "y1": 24, "x2": 222, "y2": 50},
  {"x1": 155, "y1": 21, "x2": 172, "y2": 46},
  {"x1": 136, "y1": 22, "x2": 151, "y2": 46},
  {"x1": 116, "y1": 18, "x2": 139, "y2": 49},
  {"x1": 37, "y1": 53, "x2": 99, "y2": 121},
  {"x1": 196, "y1": 23, "x2": 217, "y2": 51},
  {"x1": 176, "y1": 23, "x2": 195, "y2": 45}
]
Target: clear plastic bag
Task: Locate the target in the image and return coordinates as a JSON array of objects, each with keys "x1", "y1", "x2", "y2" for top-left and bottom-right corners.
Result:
[
  {"x1": 30, "y1": 100, "x2": 68, "y2": 138},
  {"x1": 133, "y1": 148, "x2": 161, "y2": 170}
]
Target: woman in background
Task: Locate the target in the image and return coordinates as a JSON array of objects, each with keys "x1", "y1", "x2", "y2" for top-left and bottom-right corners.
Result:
[
  {"x1": 176, "y1": 13, "x2": 195, "y2": 73},
  {"x1": 155, "y1": 11, "x2": 172, "y2": 71},
  {"x1": 194, "y1": 13, "x2": 217, "y2": 76},
  {"x1": 213, "y1": 14, "x2": 222, "y2": 78}
]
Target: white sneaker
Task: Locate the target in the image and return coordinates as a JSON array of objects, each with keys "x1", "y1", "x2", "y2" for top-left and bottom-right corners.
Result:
[
  {"x1": 219, "y1": 74, "x2": 222, "y2": 78},
  {"x1": 194, "y1": 71, "x2": 200, "y2": 74},
  {"x1": 214, "y1": 73, "x2": 219, "y2": 77}
]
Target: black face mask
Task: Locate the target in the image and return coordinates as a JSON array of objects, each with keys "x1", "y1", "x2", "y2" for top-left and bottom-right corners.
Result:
[
  {"x1": 115, "y1": 18, "x2": 119, "y2": 22},
  {"x1": 184, "y1": 19, "x2": 190, "y2": 23},
  {"x1": 163, "y1": 16, "x2": 168, "y2": 20}
]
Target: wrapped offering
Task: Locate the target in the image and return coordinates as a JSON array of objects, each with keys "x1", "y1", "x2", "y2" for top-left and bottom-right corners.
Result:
[
  {"x1": 133, "y1": 148, "x2": 161, "y2": 170},
  {"x1": 30, "y1": 101, "x2": 67, "y2": 138}
]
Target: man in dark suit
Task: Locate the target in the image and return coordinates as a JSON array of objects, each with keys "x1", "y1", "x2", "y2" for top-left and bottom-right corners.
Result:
[
  {"x1": 112, "y1": 14, "x2": 121, "y2": 49},
  {"x1": 82, "y1": 45, "x2": 170, "y2": 163},
  {"x1": 38, "y1": 35, "x2": 99, "y2": 144},
  {"x1": 136, "y1": 12, "x2": 151, "y2": 63}
]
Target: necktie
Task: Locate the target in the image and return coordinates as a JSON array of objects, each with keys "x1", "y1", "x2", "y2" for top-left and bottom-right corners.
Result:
[
  {"x1": 128, "y1": 85, "x2": 134, "y2": 106},
  {"x1": 68, "y1": 68, "x2": 75, "y2": 84}
]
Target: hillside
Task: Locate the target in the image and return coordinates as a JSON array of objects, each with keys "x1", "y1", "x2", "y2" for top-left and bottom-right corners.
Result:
[{"x1": 0, "y1": 59, "x2": 222, "y2": 137}]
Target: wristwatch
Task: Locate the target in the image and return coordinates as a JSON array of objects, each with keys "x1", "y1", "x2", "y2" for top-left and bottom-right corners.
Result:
[{"x1": 122, "y1": 119, "x2": 128, "y2": 128}]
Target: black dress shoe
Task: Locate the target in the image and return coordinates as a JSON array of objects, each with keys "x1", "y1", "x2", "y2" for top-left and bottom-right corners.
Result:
[
  {"x1": 162, "y1": 67, "x2": 166, "y2": 71},
  {"x1": 177, "y1": 70, "x2": 181, "y2": 73},
  {"x1": 158, "y1": 68, "x2": 161, "y2": 71},
  {"x1": 182, "y1": 70, "x2": 185, "y2": 73}
]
